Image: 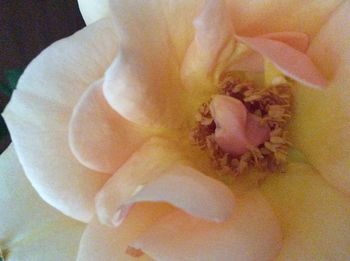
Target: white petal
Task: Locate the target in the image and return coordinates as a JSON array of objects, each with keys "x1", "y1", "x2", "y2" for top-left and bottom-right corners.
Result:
[
  {"x1": 77, "y1": 0, "x2": 110, "y2": 25},
  {"x1": 95, "y1": 138, "x2": 235, "y2": 226},
  {"x1": 131, "y1": 191, "x2": 282, "y2": 261},
  {"x1": 2, "y1": 18, "x2": 117, "y2": 222},
  {"x1": 69, "y1": 80, "x2": 147, "y2": 173},
  {"x1": 261, "y1": 163, "x2": 350, "y2": 260},
  {"x1": 0, "y1": 145, "x2": 85, "y2": 261},
  {"x1": 77, "y1": 204, "x2": 173, "y2": 261}
]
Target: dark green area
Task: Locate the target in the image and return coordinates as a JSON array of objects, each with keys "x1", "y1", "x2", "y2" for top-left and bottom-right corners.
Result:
[{"x1": 0, "y1": 68, "x2": 23, "y2": 141}]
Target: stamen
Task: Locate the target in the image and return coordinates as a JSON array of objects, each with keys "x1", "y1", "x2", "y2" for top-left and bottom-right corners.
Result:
[{"x1": 191, "y1": 76, "x2": 292, "y2": 175}]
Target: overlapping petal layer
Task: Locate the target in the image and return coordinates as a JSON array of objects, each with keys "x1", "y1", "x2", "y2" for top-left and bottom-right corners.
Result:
[
  {"x1": 291, "y1": 1, "x2": 350, "y2": 194},
  {"x1": 104, "y1": 0, "x2": 203, "y2": 127},
  {"x1": 226, "y1": 0, "x2": 344, "y2": 37},
  {"x1": 95, "y1": 138, "x2": 235, "y2": 226},
  {"x1": 261, "y1": 163, "x2": 350, "y2": 260},
  {"x1": 131, "y1": 191, "x2": 282, "y2": 261},
  {"x1": 77, "y1": 204, "x2": 173, "y2": 261},
  {"x1": 0, "y1": 145, "x2": 85, "y2": 260},
  {"x1": 2, "y1": 19, "x2": 117, "y2": 221},
  {"x1": 69, "y1": 80, "x2": 148, "y2": 173}
]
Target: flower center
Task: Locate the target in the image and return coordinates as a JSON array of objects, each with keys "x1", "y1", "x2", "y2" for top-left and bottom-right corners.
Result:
[{"x1": 191, "y1": 74, "x2": 292, "y2": 175}]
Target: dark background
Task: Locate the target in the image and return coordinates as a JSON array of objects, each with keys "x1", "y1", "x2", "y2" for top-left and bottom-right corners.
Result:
[{"x1": 0, "y1": 1, "x2": 85, "y2": 152}]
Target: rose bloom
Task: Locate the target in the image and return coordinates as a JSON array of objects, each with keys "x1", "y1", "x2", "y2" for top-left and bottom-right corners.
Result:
[{"x1": 1, "y1": 0, "x2": 350, "y2": 260}]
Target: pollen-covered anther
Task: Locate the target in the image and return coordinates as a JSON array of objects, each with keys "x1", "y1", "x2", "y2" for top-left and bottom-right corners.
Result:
[{"x1": 191, "y1": 76, "x2": 292, "y2": 175}]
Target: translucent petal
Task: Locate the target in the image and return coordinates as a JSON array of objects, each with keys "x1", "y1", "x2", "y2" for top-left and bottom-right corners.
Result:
[{"x1": 2, "y1": 19, "x2": 117, "y2": 221}]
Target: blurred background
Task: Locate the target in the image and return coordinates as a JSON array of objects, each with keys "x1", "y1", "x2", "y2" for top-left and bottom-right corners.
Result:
[{"x1": 0, "y1": 1, "x2": 85, "y2": 153}]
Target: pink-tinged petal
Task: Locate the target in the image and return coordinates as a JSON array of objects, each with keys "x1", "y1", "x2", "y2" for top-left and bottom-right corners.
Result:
[
  {"x1": 0, "y1": 145, "x2": 85, "y2": 261},
  {"x1": 181, "y1": 0, "x2": 235, "y2": 97},
  {"x1": 77, "y1": 0, "x2": 109, "y2": 25},
  {"x1": 262, "y1": 163, "x2": 350, "y2": 260},
  {"x1": 121, "y1": 165, "x2": 235, "y2": 223},
  {"x1": 228, "y1": 50, "x2": 264, "y2": 72},
  {"x1": 291, "y1": 1, "x2": 350, "y2": 195},
  {"x1": 261, "y1": 31, "x2": 309, "y2": 52},
  {"x1": 104, "y1": 0, "x2": 189, "y2": 127},
  {"x1": 131, "y1": 191, "x2": 282, "y2": 261},
  {"x1": 95, "y1": 138, "x2": 235, "y2": 226},
  {"x1": 226, "y1": 0, "x2": 343, "y2": 37},
  {"x1": 69, "y1": 80, "x2": 147, "y2": 174},
  {"x1": 2, "y1": 19, "x2": 117, "y2": 222},
  {"x1": 238, "y1": 36, "x2": 327, "y2": 89},
  {"x1": 77, "y1": 204, "x2": 173, "y2": 261},
  {"x1": 210, "y1": 95, "x2": 270, "y2": 156}
]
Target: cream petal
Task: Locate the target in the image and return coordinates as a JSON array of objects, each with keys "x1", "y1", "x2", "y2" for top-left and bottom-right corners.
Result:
[
  {"x1": 77, "y1": 204, "x2": 173, "y2": 261},
  {"x1": 261, "y1": 163, "x2": 350, "y2": 260},
  {"x1": 77, "y1": 0, "x2": 110, "y2": 25},
  {"x1": 2, "y1": 19, "x2": 117, "y2": 222},
  {"x1": 238, "y1": 36, "x2": 327, "y2": 88},
  {"x1": 95, "y1": 138, "x2": 235, "y2": 226},
  {"x1": 181, "y1": 0, "x2": 235, "y2": 98},
  {"x1": 131, "y1": 191, "x2": 282, "y2": 261},
  {"x1": 291, "y1": 1, "x2": 350, "y2": 195},
  {"x1": 104, "y1": 0, "x2": 192, "y2": 127},
  {"x1": 0, "y1": 145, "x2": 85, "y2": 260},
  {"x1": 226, "y1": 0, "x2": 343, "y2": 37},
  {"x1": 69, "y1": 80, "x2": 147, "y2": 173}
]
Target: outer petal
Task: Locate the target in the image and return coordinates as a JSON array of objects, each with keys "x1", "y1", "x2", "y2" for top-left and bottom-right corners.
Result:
[
  {"x1": 95, "y1": 138, "x2": 235, "y2": 226},
  {"x1": 77, "y1": 204, "x2": 173, "y2": 261},
  {"x1": 2, "y1": 19, "x2": 117, "y2": 221},
  {"x1": 104, "y1": 0, "x2": 198, "y2": 127},
  {"x1": 226, "y1": 0, "x2": 344, "y2": 37},
  {"x1": 69, "y1": 80, "x2": 148, "y2": 173},
  {"x1": 131, "y1": 191, "x2": 282, "y2": 261},
  {"x1": 0, "y1": 145, "x2": 85, "y2": 261},
  {"x1": 78, "y1": 0, "x2": 110, "y2": 25},
  {"x1": 291, "y1": 1, "x2": 350, "y2": 194},
  {"x1": 261, "y1": 163, "x2": 350, "y2": 260}
]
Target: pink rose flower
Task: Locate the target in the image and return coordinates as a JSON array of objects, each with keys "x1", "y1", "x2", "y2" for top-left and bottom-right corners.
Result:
[{"x1": 2, "y1": 0, "x2": 350, "y2": 260}]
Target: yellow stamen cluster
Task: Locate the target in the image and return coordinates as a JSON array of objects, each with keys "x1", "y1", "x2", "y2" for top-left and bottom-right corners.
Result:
[{"x1": 191, "y1": 76, "x2": 292, "y2": 175}]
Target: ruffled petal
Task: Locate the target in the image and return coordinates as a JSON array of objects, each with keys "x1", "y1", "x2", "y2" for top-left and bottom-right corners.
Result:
[
  {"x1": 104, "y1": 0, "x2": 197, "y2": 127},
  {"x1": 226, "y1": 0, "x2": 343, "y2": 37},
  {"x1": 69, "y1": 80, "x2": 148, "y2": 173},
  {"x1": 77, "y1": 0, "x2": 110, "y2": 25},
  {"x1": 2, "y1": 19, "x2": 117, "y2": 222},
  {"x1": 95, "y1": 138, "x2": 235, "y2": 226},
  {"x1": 77, "y1": 204, "x2": 173, "y2": 261},
  {"x1": 290, "y1": 1, "x2": 350, "y2": 194},
  {"x1": 261, "y1": 163, "x2": 350, "y2": 260},
  {"x1": 131, "y1": 191, "x2": 282, "y2": 261},
  {"x1": 0, "y1": 145, "x2": 85, "y2": 260},
  {"x1": 238, "y1": 36, "x2": 327, "y2": 88},
  {"x1": 181, "y1": 0, "x2": 235, "y2": 98}
]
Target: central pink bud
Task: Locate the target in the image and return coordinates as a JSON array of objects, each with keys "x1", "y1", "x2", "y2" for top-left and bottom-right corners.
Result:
[{"x1": 209, "y1": 95, "x2": 270, "y2": 156}]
